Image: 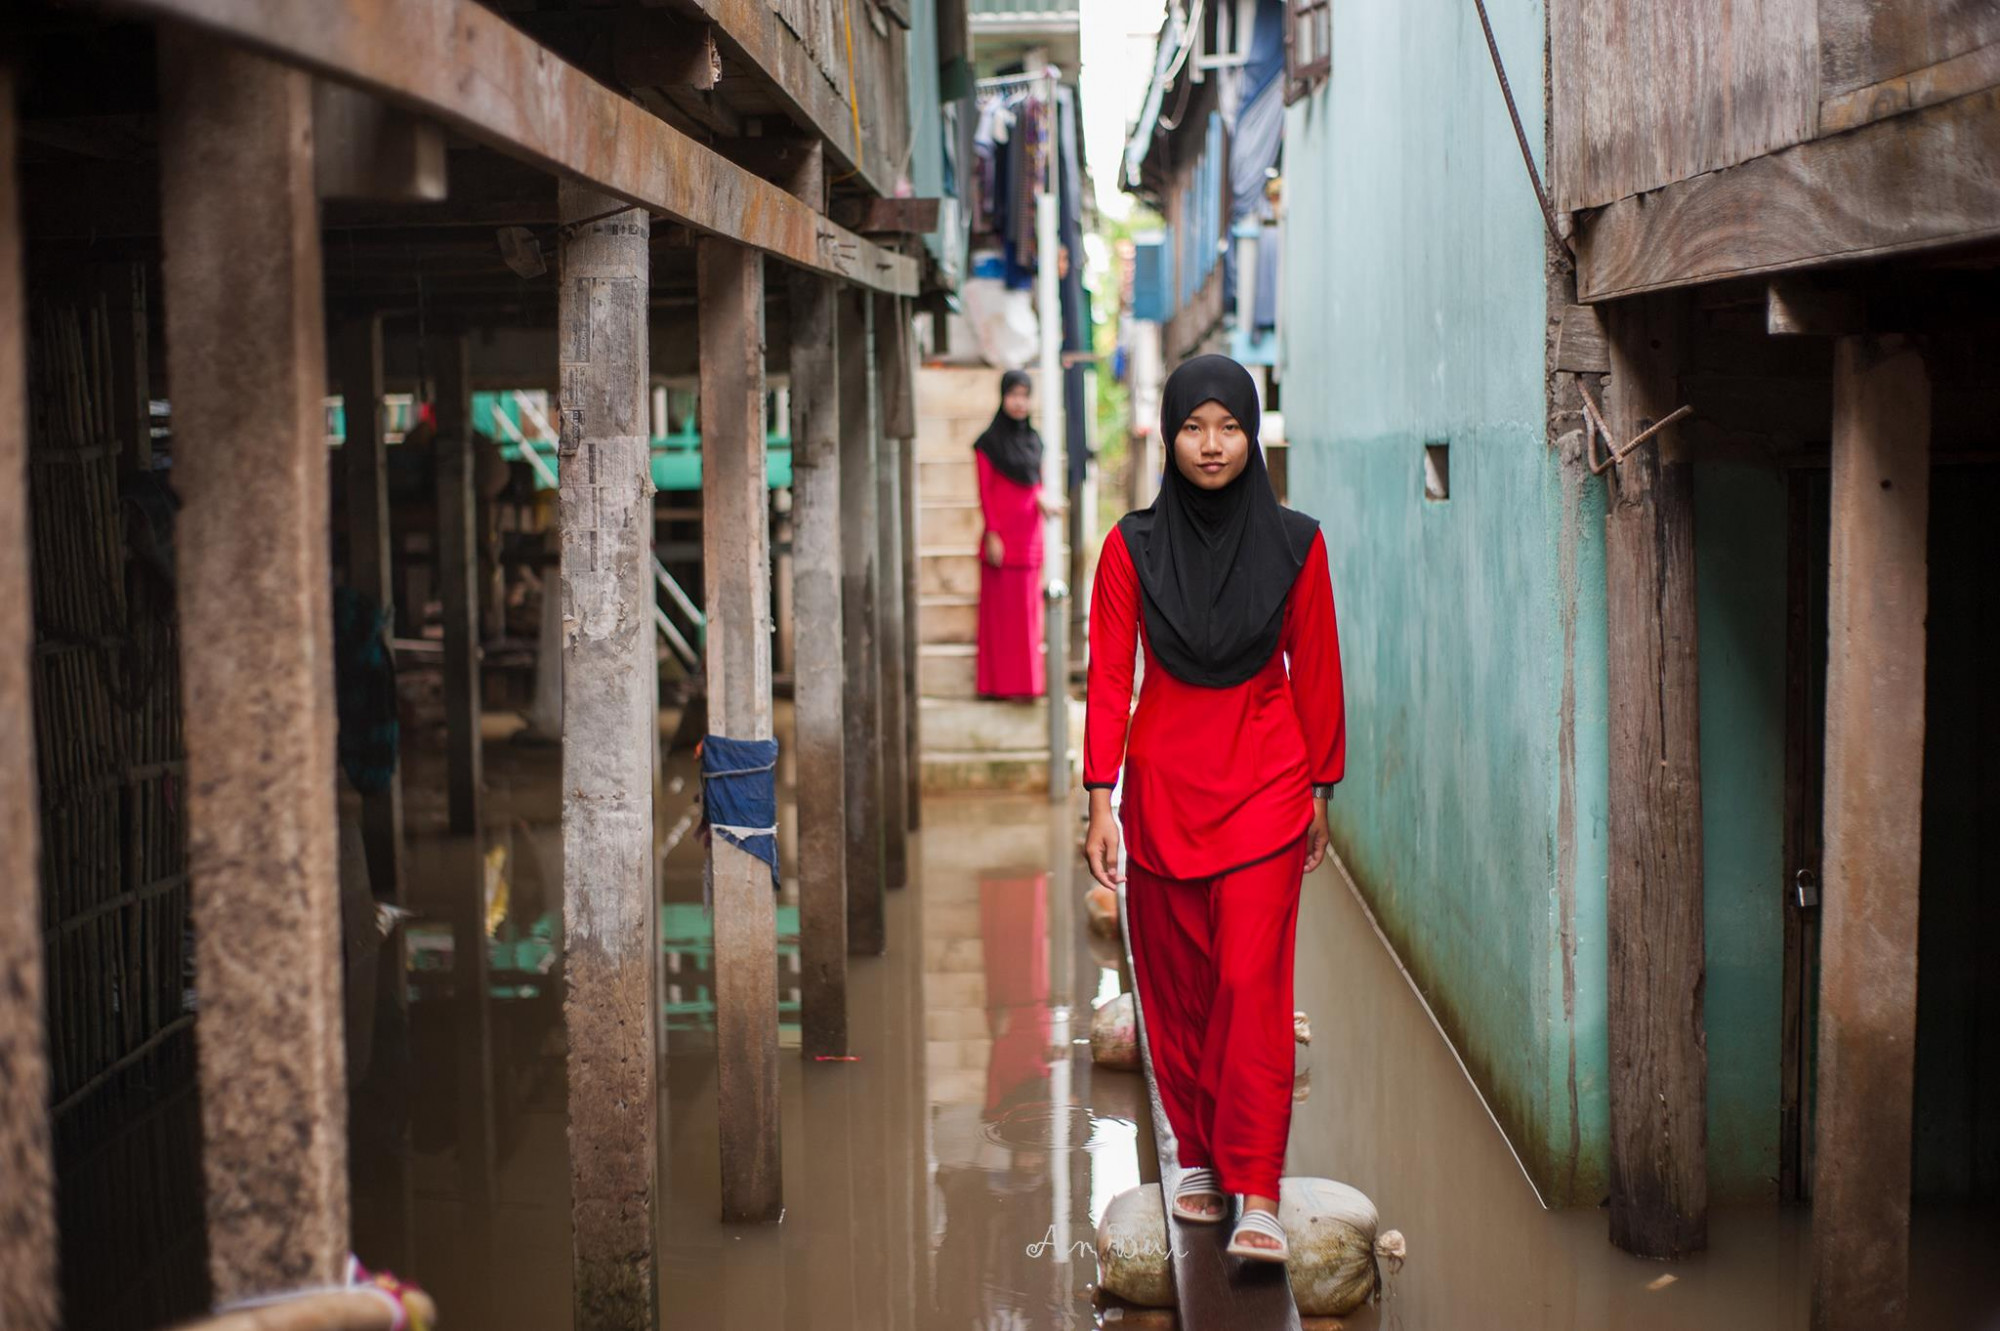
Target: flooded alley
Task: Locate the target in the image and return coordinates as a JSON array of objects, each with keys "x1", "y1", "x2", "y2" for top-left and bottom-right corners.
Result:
[
  {"x1": 355, "y1": 715, "x2": 2000, "y2": 1331},
  {"x1": 8, "y1": 1, "x2": 2000, "y2": 1329}
]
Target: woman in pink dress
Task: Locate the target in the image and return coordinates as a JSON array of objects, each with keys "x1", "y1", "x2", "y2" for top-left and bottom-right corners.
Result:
[{"x1": 973, "y1": 370, "x2": 1061, "y2": 699}]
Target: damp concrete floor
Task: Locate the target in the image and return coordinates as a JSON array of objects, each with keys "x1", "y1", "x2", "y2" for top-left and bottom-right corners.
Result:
[{"x1": 349, "y1": 707, "x2": 2000, "y2": 1331}]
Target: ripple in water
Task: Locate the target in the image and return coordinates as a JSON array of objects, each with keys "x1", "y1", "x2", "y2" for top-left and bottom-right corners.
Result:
[{"x1": 983, "y1": 1100, "x2": 1134, "y2": 1150}]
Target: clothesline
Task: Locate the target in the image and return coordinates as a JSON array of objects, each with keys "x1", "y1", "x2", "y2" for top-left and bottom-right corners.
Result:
[{"x1": 975, "y1": 67, "x2": 1062, "y2": 90}]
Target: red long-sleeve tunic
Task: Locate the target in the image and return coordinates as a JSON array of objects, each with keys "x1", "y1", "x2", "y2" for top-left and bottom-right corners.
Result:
[{"x1": 1083, "y1": 523, "x2": 1346, "y2": 881}]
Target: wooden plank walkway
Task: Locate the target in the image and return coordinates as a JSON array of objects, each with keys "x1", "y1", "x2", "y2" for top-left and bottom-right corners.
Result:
[{"x1": 1115, "y1": 879, "x2": 1303, "y2": 1331}]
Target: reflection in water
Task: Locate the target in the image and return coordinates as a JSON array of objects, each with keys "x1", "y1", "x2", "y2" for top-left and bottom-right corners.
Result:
[{"x1": 345, "y1": 724, "x2": 1999, "y2": 1331}]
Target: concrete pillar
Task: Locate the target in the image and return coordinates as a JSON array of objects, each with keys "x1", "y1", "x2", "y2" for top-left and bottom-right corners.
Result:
[
  {"x1": 838, "y1": 288, "x2": 884, "y2": 955},
  {"x1": 334, "y1": 316, "x2": 407, "y2": 907},
  {"x1": 1812, "y1": 334, "x2": 1930, "y2": 1331},
  {"x1": 432, "y1": 332, "x2": 482, "y2": 838},
  {"x1": 698, "y1": 237, "x2": 783, "y2": 1221},
  {"x1": 158, "y1": 30, "x2": 349, "y2": 1298},
  {"x1": 0, "y1": 67, "x2": 58, "y2": 1331},
  {"x1": 557, "y1": 183, "x2": 660, "y2": 1327},
  {"x1": 788, "y1": 270, "x2": 848, "y2": 1058},
  {"x1": 872, "y1": 294, "x2": 911, "y2": 885},
  {"x1": 1602, "y1": 292, "x2": 1707, "y2": 1259}
]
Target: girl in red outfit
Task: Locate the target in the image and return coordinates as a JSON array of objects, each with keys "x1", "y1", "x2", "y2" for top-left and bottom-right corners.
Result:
[
  {"x1": 1082, "y1": 354, "x2": 1345, "y2": 1264},
  {"x1": 973, "y1": 370, "x2": 1063, "y2": 699}
]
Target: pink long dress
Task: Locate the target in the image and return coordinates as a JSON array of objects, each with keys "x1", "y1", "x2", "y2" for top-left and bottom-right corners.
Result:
[{"x1": 974, "y1": 450, "x2": 1046, "y2": 699}]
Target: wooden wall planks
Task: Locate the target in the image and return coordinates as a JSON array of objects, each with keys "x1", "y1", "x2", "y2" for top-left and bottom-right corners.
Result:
[{"x1": 1551, "y1": 0, "x2": 1820, "y2": 213}]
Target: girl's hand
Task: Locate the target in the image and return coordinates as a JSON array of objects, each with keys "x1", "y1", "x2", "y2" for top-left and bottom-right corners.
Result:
[
  {"x1": 1038, "y1": 495, "x2": 1068, "y2": 519},
  {"x1": 982, "y1": 530, "x2": 1005, "y2": 567},
  {"x1": 1084, "y1": 801, "x2": 1123, "y2": 890},
  {"x1": 1303, "y1": 797, "x2": 1331, "y2": 873}
]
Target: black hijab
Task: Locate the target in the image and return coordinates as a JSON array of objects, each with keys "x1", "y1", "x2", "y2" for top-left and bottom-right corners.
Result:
[
  {"x1": 972, "y1": 369, "x2": 1044, "y2": 488},
  {"x1": 1116, "y1": 354, "x2": 1319, "y2": 689}
]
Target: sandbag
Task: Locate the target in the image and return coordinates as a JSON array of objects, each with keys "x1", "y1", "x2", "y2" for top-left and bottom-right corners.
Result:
[
  {"x1": 1091, "y1": 992, "x2": 1140, "y2": 1070},
  {"x1": 1095, "y1": 1178, "x2": 1407, "y2": 1317}
]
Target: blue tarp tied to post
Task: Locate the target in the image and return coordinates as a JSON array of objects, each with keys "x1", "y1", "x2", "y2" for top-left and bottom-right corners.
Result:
[{"x1": 700, "y1": 734, "x2": 781, "y2": 889}]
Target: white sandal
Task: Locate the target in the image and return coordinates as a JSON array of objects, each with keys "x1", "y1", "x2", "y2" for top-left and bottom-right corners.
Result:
[
  {"x1": 1226, "y1": 1206, "x2": 1289, "y2": 1263},
  {"x1": 1170, "y1": 1167, "x2": 1226, "y2": 1224}
]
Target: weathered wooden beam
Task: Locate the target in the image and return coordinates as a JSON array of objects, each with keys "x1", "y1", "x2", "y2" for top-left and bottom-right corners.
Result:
[
  {"x1": 333, "y1": 317, "x2": 408, "y2": 908},
  {"x1": 698, "y1": 236, "x2": 783, "y2": 1220},
  {"x1": 838, "y1": 287, "x2": 885, "y2": 954},
  {"x1": 432, "y1": 332, "x2": 483, "y2": 838},
  {"x1": 102, "y1": 0, "x2": 918, "y2": 293},
  {"x1": 1553, "y1": 303, "x2": 1609, "y2": 374},
  {"x1": 313, "y1": 81, "x2": 446, "y2": 202},
  {"x1": 678, "y1": 0, "x2": 888, "y2": 195},
  {"x1": 557, "y1": 182, "x2": 660, "y2": 1326},
  {"x1": 723, "y1": 136, "x2": 825, "y2": 212},
  {"x1": 1766, "y1": 277, "x2": 1866, "y2": 337},
  {"x1": 831, "y1": 197, "x2": 941, "y2": 236},
  {"x1": 0, "y1": 67, "x2": 58, "y2": 1331},
  {"x1": 1812, "y1": 335, "x2": 1930, "y2": 1331},
  {"x1": 614, "y1": 12, "x2": 721, "y2": 91},
  {"x1": 789, "y1": 269, "x2": 849, "y2": 1058},
  {"x1": 1819, "y1": 38, "x2": 2000, "y2": 135},
  {"x1": 1576, "y1": 88, "x2": 2000, "y2": 303},
  {"x1": 873, "y1": 292, "x2": 911, "y2": 882},
  {"x1": 1601, "y1": 293, "x2": 1707, "y2": 1260},
  {"x1": 158, "y1": 30, "x2": 348, "y2": 1297}
]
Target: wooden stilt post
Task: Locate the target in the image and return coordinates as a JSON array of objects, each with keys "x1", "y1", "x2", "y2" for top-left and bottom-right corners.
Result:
[
  {"x1": 332, "y1": 313, "x2": 414, "y2": 1267},
  {"x1": 873, "y1": 293, "x2": 910, "y2": 889},
  {"x1": 698, "y1": 237, "x2": 783, "y2": 1220},
  {"x1": 0, "y1": 68, "x2": 58, "y2": 1331},
  {"x1": 335, "y1": 316, "x2": 407, "y2": 906},
  {"x1": 157, "y1": 31, "x2": 349, "y2": 1297},
  {"x1": 98, "y1": 260, "x2": 151, "y2": 471},
  {"x1": 1602, "y1": 292, "x2": 1707, "y2": 1259},
  {"x1": 899, "y1": 341, "x2": 921, "y2": 834},
  {"x1": 1812, "y1": 335, "x2": 1930, "y2": 1331},
  {"x1": 558, "y1": 182, "x2": 660, "y2": 1325},
  {"x1": 432, "y1": 332, "x2": 482, "y2": 838},
  {"x1": 789, "y1": 270, "x2": 849, "y2": 1058},
  {"x1": 838, "y1": 288, "x2": 885, "y2": 955}
]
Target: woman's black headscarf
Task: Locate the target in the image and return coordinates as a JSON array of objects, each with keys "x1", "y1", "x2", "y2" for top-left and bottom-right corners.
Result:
[
  {"x1": 972, "y1": 369, "x2": 1044, "y2": 489},
  {"x1": 1116, "y1": 354, "x2": 1319, "y2": 688}
]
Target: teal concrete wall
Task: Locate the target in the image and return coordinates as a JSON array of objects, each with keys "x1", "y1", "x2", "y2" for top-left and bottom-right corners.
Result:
[
  {"x1": 1279, "y1": 0, "x2": 1611, "y2": 1203},
  {"x1": 1693, "y1": 462, "x2": 1787, "y2": 1201}
]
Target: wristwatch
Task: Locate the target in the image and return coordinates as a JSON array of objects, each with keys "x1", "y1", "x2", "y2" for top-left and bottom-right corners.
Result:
[{"x1": 1312, "y1": 783, "x2": 1337, "y2": 800}]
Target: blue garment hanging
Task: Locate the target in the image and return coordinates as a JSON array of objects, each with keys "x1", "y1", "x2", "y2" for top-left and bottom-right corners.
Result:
[{"x1": 701, "y1": 734, "x2": 782, "y2": 890}]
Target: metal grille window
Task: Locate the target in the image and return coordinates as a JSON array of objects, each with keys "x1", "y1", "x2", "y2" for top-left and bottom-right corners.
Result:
[{"x1": 1283, "y1": 0, "x2": 1331, "y2": 103}]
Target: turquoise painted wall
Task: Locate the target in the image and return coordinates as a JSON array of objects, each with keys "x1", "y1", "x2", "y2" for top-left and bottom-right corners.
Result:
[
  {"x1": 1279, "y1": 0, "x2": 1612, "y2": 1202},
  {"x1": 1693, "y1": 463, "x2": 1787, "y2": 1201}
]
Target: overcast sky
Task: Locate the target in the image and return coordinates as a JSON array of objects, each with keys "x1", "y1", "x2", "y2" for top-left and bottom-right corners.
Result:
[{"x1": 1079, "y1": 0, "x2": 1169, "y2": 218}]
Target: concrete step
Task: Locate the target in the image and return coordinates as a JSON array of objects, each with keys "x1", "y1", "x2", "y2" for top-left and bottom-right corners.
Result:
[
  {"x1": 917, "y1": 501, "x2": 984, "y2": 548},
  {"x1": 920, "y1": 695, "x2": 1086, "y2": 752},
  {"x1": 920, "y1": 550, "x2": 982, "y2": 599},
  {"x1": 919, "y1": 596, "x2": 977, "y2": 644},
  {"x1": 918, "y1": 419, "x2": 989, "y2": 462},
  {"x1": 916, "y1": 364, "x2": 1004, "y2": 419},
  {"x1": 920, "y1": 748, "x2": 1080, "y2": 793},
  {"x1": 920, "y1": 643, "x2": 977, "y2": 698},
  {"x1": 918, "y1": 457, "x2": 975, "y2": 503},
  {"x1": 919, "y1": 554, "x2": 1071, "y2": 600}
]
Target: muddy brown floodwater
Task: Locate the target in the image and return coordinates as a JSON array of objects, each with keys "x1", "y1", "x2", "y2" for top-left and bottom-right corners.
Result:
[{"x1": 350, "y1": 709, "x2": 2000, "y2": 1331}]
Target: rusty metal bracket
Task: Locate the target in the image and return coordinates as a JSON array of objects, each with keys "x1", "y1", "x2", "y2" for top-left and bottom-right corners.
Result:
[{"x1": 1575, "y1": 373, "x2": 1693, "y2": 476}]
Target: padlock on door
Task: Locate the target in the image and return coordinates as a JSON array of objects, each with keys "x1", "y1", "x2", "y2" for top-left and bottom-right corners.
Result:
[{"x1": 1794, "y1": 868, "x2": 1819, "y2": 910}]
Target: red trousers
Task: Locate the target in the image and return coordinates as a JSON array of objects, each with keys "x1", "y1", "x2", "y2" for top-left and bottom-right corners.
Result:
[{"x1": 1124, "y1": 836, "x2": 1307, "y2": 1200}]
